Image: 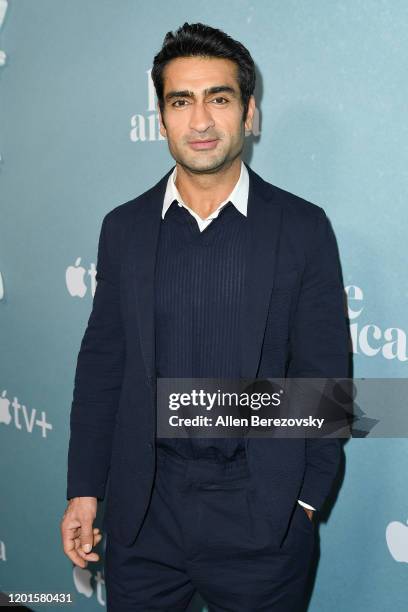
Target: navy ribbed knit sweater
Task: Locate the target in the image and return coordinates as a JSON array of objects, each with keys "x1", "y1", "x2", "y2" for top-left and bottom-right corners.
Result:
[{"x1": 154, "y1": 198, "x2": 249, "y2": 460}]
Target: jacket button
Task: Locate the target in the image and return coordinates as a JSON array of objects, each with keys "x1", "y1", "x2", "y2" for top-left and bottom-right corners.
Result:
[{"x1": 148, "y1": 442, "x2": 153, "y2": 451}]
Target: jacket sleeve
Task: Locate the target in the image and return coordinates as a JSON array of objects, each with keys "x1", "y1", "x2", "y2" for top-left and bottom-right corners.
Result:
[
  {"x1": 287, "y1": 207, "x2": 349, "y2": 511},
  {"x1": 66, "y1": 211, "x2": 125, "y2": 501}
]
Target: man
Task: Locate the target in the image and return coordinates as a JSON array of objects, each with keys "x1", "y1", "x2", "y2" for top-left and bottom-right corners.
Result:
[{"x1": 61, "y1": 22, "x2": 349, "y2": 611}]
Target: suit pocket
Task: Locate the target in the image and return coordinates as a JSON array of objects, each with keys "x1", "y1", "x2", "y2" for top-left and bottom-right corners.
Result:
[{"x1": 294, "y1": 503, "x2": 315, "y2": 532}]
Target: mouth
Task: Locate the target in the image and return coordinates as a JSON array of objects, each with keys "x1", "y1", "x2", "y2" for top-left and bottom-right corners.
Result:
[{"x1": 188, "y1": 139, "x2": 219, "y2": 151}]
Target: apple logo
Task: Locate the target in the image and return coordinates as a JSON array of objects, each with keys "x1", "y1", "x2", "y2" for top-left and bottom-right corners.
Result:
[
  {"x1": 0, "y1": 390, "x2": 11, "y2": 425},
  {"x1": 0, "y1": 539, "x2": 6, "y2": 561},
  {"x1": 66, "y1": 258, "x2": 87, "y2": 298},
  {"x1": 0, "y1": 0, "x2": 8, "y2": 67},
  {"x1": 73, "y1": 566, "x2": 93, "y2": 598},
  {"x1": 386, "y1": 520, "x2": 408, "y2": 563}
]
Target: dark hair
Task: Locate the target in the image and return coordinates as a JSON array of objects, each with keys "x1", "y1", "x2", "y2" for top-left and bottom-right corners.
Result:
[{"x1": 151, "y1": 22, "x2": 256, "y2": 123}]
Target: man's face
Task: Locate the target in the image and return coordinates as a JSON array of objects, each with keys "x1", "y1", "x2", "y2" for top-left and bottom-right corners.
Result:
[{"x1": 158, "y1": 56, "x2": 255, "y2": 174}]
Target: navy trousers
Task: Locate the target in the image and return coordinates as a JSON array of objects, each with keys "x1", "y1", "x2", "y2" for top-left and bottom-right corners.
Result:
[{"x1": 105, "y1": 447, "x2": 315, "y2": 611}]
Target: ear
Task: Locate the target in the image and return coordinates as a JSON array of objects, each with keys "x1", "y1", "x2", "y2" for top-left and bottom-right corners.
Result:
[
  {"x1": 157, "y1": 103, "x2": 167, "y2": 139},
  {"x1": 244, "y1": 95, "x2": 256, "y2": 134}
]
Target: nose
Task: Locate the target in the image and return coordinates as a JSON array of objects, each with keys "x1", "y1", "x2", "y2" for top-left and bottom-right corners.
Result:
[{"x1": 188, "y1": 101, "x2": 215, "y2": 134}]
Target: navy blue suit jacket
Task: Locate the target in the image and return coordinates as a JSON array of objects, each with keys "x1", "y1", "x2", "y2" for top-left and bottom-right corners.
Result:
[{"x1": 67, "y1": 163, "x2": 349, "y2": 547}]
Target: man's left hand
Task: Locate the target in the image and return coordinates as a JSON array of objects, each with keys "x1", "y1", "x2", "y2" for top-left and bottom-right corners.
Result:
[{"x1": 303, "y1": 507, "x2": 314, "y2": 522}]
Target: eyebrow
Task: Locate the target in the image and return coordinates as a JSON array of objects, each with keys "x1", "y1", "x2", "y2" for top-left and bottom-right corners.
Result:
[{"x1": 164, "y1": 85, "x2": 237, "y2": 103}]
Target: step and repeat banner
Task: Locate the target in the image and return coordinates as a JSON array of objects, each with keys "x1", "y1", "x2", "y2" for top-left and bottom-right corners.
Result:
[{"x1": 1, "y1": 1, "x2": 407, "y2": 610}]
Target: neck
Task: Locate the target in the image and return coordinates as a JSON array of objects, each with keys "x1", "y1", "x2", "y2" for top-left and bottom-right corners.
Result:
[{"x1": 174, "y1": 158, "x2": 242, "y2": 220}]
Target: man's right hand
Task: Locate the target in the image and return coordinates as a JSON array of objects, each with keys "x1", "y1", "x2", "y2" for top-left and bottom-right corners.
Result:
[{"x1": 60, "y1": 497, "x2": 102, "y2": 568}]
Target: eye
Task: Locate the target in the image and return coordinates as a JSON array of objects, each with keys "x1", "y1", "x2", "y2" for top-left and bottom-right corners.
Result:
[
  {"x1": 212, "y1": 97, "x2": 228, "y2": 104},
  {"x1": 172, "y1": 99, "x2": 188, "y2": 107}
]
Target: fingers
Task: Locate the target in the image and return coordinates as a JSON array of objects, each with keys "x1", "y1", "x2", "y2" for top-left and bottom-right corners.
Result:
[
  {"x1": 61, "y1": 499, "x2": 100, "y2": 568},
  {"x1": 67, "y1": 531, "x2": 103, "y2": 568},
  {"x1": 79, "y1": 518, "x2": 96, "y2": 554},
  {"x1": 62, "y1": 518, "x2": 103, "y2": 568},
  {"x1": 61, "y1": 518, "x2": 85, "y2": 567},
  {"x1": 74, "y1": 530, "x2": 103, "y2": 563},
  {"x1": 63, "y1": 531, "x2": 89, "y2": 568}
]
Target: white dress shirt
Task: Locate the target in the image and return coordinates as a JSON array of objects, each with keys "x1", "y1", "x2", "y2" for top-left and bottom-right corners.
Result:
[
  {"x1": 161, "y1": 161, "x2": 315, "y2": 513},
  {"x1": 162, "y1": 160, "x2": 249, "y2": 230}
]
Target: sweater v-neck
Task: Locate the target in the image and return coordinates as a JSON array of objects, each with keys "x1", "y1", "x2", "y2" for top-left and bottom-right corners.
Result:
[{"x1": 168, "y1": 199, "x2": 237, "y2": 245}]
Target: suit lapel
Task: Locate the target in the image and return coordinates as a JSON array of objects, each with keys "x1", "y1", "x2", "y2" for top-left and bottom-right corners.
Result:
[
  {"x1": 129, "y1": 163, "x2": 283, "y2": 383},
  {"x1": 128, "y1": 169, "x2": 172, "y2": 383},
  {"x1": 239, "y1": 165, "x2": 283, "y2": 378}
]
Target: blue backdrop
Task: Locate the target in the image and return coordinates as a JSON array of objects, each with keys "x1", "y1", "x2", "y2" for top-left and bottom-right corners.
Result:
[{"x1": 1, "y1": 1, "x2": 407, "y2": 610}]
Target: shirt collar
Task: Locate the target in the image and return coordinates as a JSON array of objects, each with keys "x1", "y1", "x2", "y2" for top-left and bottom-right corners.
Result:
[{"x1": 162, "y1": 160, "x2": 249, "y2": 221}]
